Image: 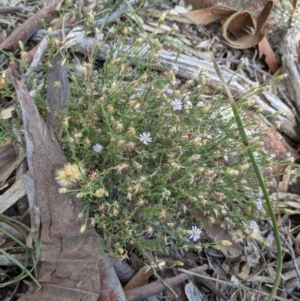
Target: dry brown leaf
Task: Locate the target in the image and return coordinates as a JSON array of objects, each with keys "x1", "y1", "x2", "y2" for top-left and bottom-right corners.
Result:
[
  {"x1": 168, "y1": 6, "x2": 236, "y2": 25},
  {"x1": 295, "y1": 232, "x2": 300, "y2": 249},
  {"x1": 286, "y1": 201, "x2": 300, "y2": 209},
  {"x1": 202, "y1": 223, "x2": 243, "y2": 256},
  {"x1": 169, "y1": 1, "x2": 279, "y2": 72},
  {"x1": 237, "y1": 259, "x2": 250, "y2": 280},
  {"x1": 258, "y1": 37, "x2": 280, "y2": 73},
  {"x1": 278, "y1": 165, "x2": 292, "y2": 192},
  {"x1": 1, "y1": 107, "x2": 14, "y2": 119}
]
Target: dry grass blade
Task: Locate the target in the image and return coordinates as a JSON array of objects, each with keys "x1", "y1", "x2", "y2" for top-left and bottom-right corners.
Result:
[{"x1": 178, "y1": 268, "x2": 289, "y2": 301}]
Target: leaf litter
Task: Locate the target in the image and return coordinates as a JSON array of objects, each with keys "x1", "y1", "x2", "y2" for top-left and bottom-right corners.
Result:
[{"x1": 1, "y1": 0, "x2": 300, "y2": 300}]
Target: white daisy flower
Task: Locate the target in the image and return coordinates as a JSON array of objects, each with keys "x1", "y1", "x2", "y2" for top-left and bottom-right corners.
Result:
[
  {"x1": 93, "y1": 143, "x2": 103, "y2": 153},
  {"x1": 172, "y1": 23, "x2": 180, "y2": 32},
  {"x1": 139, "y1": 132, "x2": 152, "y2": 145},
  {"x1": 240, "y1": 56, "x2": 250, "y2": 67},
  {"x1": 171, "y1": 98, "x2": 183, "y2": 111},
  {"x1": 249, "y1": 221, "x2": 258, "y2": 230},
  {"x1": 95, "y1": 33, "x2": 104, "y2": 41},
  {"x1": 187, "y1": 226, "x2": 202, "y2": 242},
  {"x1": 256, "y1": 199, "x2": 263, "y2": 211}
]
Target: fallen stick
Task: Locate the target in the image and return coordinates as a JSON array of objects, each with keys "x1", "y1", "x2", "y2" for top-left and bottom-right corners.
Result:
[
  {"x1": 0, "y1": 6, "x2": 23, "y2": 14},
  {"x1": 0, "y1": 0, "x2": 62, "y2": 51},
  {"x1": 124, "y1": 265, "x2": 212, "y2": 301}
]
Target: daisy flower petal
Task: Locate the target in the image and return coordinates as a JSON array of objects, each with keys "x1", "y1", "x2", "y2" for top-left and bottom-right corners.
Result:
[
  {"x1": 171, "y1": 98, "x2": 182, "y2": 111},
  {"x1": 139, "y1": 132, "x2": 152, "y2": 145},
  {"x1": 187, "y1": 226, "x2": 202, "y2": 242},
  {"x1": 93, "y1": 143, "x2": 103, "y2": 153}
]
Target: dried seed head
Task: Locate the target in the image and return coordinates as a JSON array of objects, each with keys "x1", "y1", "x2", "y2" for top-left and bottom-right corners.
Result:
[
  {"x1": 114, "y1": 120, "x2": 124, "y2": 131},
  {"x1": 55, "y1": 162, "x2": 86, "y2": 187},
  {"x1": 127, "y1": 127, "x2": 136, "y2": 135},
  {"x1": 111, "y1": 58, "x2": 121, "y2": 65},
  {"x1": 126, "y1": 141, "x2": 136, "y2": 150},
  {"x1": 213, "y1": 191, "x2": 226, "y2": 201},
  {"x1": 97, "y1": 204, "x2": 105, "y2": 213},
  {"x1": 107, "y1": 105, "x2": 115, "y2": 113},
  {"x1": 117, "y1": 140, "x2": 126, "y2": 147},
  {"x1": 232, "y1": 230, "x2": 245, "y2": 243},
  {"x1": 208, "y1": 216, "x2": 215, "y2": 224},
  {"x1": 158, "y1": 209, "x2": 167, "y2": 219}
]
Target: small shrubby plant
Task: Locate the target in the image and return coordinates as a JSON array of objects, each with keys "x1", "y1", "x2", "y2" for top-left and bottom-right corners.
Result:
[
  {"x1": 0, "y1": 19, "x2": 275, "y2": 258},
  {"x1": 52, "y1": 24, "x2": 273, "y2": 257}
]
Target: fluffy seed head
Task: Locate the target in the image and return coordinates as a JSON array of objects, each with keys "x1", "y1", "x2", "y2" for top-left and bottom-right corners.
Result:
[{"x1": 55, "y1": 162, "x2": 86, "y2": 187}]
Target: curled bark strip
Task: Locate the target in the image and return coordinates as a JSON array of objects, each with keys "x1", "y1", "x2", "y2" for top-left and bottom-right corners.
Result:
[
  {"x1": 0, "y1": 6, "x2": 23, "y2": 14},
  {"x1": 222, "y1": 1, "x2": 273, "y2": 49},
  {"x1": 0, "y1": 0, "x2": 61, "y2": 51},
  {"x1": 123, "y1": 266, "x2": 154, "y2": 291}
]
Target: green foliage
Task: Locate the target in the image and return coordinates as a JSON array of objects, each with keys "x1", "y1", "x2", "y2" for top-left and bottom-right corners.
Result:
[
  {"x1": 0, "y1": 18, "x2": 281, "y2": 259},
  {"x1": 0, "y1": 214, "x2": 40, "y2": 289},
  {"x1": 53, "y1": 25, "x2": 273, "y2": 257}
]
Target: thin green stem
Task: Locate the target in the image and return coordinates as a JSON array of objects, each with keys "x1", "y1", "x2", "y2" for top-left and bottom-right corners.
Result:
[{"x1": 211, "y1": 52, "x2": 282, "y2": 301}]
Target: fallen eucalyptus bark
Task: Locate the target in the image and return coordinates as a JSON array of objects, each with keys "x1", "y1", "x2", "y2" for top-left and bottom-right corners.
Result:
[
  {"x1": 6, "y1": 62, "x2": 126, "y2": 301},
  {"x1": 31, "y1": 29, "x2": 300, "y2": 142},
  {"x1": 282, "y1": 28, "x2": 300, "y2": 124}
]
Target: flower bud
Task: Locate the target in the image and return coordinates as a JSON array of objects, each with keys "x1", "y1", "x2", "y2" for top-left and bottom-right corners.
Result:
[
  {"x1": 199, "y1": 105, "x2": 211, "y2": 114},
  {"x1": 173, "y1": 90, "x2": 181, "y2": 98},
  {"x1": 0, "y1": 78, "x2": 6, "y2": 90},
  {"x1": 275, "y1": 73, "x2": 288, "y2": 81},
  {"x1": 80, "y1": 224, "x2": 87, "y2": 233},
  {"x1": 117, "y1": 247, "x2": 124, "y2": 255},
  {"x1": 281, "y1": 208, "x2": 294, "y2": 214},
  {"x1": 87, "y1": 12, "x2": 94, "y2": 25},
  {"x1": 170, "y1": 162, "x2": 181, "y2": 171},
  {"x1": 217, "y1": 240, "x2": 232, "y2": 246},
  {"x1": 272, "y1": 111, "x2": 283, "y2": 116},
  {"x1": 62, "y1": 117, "x2": 70, "y2": 129},
  {"x1": 158, "y1": 13, "x2": 166, "y2": 25},
  {"x1": 122, "y1": 26, "x2": 132, "y2": 35},
  {"x1": 133, "y1": 38, "x2": 143, "y2": 46},
  {"x1": 58, "y1": 188, "x2": 68, "y2": 194},
  {"x1": 224, "y1": 168, "x2": 239, "y2": 176},
  {"x1": 238, "y1": 163, "x2": 250, "y2": 171},
  {"x1": 252, "y1": 141, "x2": 264, "y2": 150},
  {"x1": 95, "y1": 188, "x2": 106, "y2": 198},
  {"x1": 76, "y1": 192, "x2": 85, "y2": 198}
]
